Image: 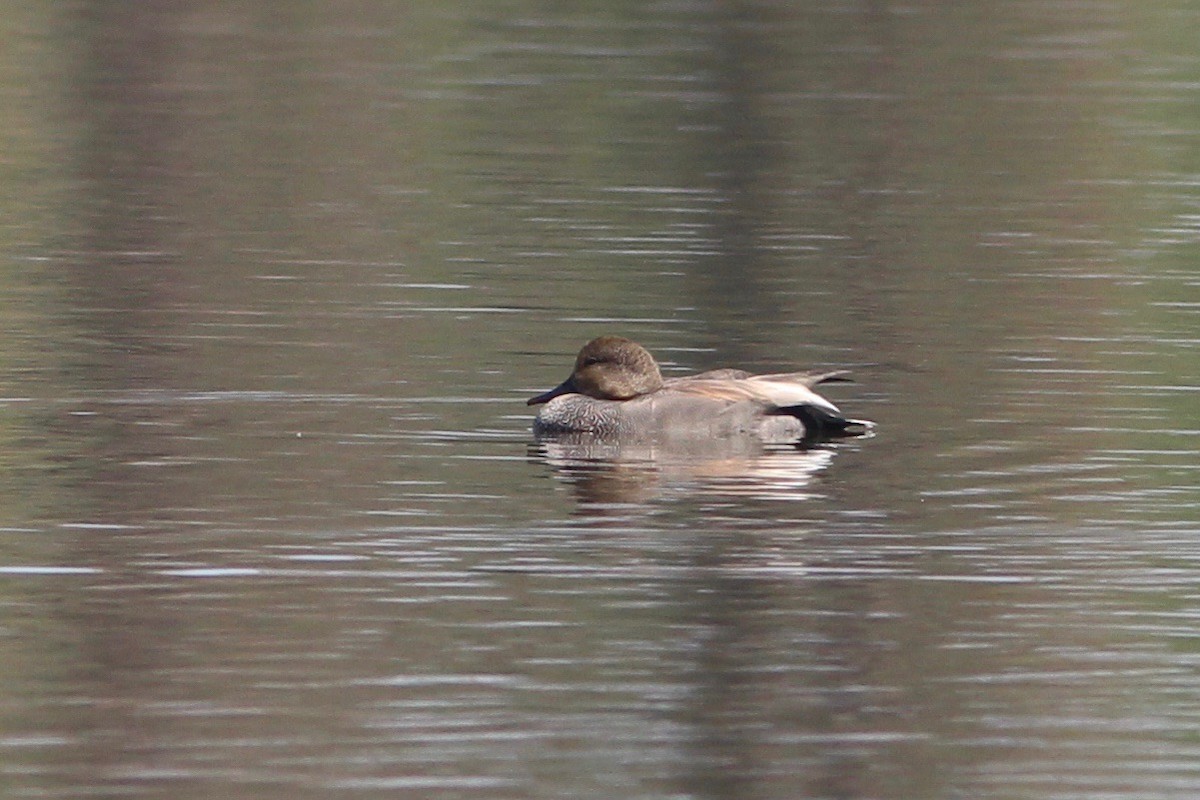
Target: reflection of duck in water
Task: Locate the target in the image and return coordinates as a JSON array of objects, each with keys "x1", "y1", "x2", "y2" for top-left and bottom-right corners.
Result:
[
  {"x1": 532, "y1": 437, "x2": 837, "y2": 506},
  {"x1": 528, "y1": 336, "x2": 873, "y2": 443}
]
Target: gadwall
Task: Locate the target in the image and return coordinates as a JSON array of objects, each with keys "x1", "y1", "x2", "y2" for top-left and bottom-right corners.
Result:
[{"x1": 527, "y1": 336, "x2": 873, "y2": 441}]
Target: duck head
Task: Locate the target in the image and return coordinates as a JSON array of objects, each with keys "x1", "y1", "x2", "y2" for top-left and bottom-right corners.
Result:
[{"x1": 527, "y1": 336, "x2": 665, "y2": 405}]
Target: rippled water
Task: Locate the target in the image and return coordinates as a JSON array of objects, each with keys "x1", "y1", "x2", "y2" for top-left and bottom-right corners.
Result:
[{"x1": 1, "y1": 2, "x2": 1199, "y2": 798}]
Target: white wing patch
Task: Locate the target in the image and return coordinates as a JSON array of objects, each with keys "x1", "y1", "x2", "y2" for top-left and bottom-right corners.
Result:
[{"x1": 745, "y1": 377, "x2": 843, "y2": 415}]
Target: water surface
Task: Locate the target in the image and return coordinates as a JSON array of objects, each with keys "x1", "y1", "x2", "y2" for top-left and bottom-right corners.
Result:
[{"x1": 1, "y1": 2, "x2": 1199, "y2": 798}]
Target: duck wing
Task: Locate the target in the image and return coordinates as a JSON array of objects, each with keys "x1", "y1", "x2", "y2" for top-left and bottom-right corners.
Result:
[
  {"x1": 664, "y1": 375, "x2": 842, "y2": 414},
  {"x1": 666, "y1": 371, "x2": 871, "y2": 437},
  {"x1": 669, "y1": 369, "x2": 850, "y2": 388},
  {"x1": 749, "y1": 370, "x2": 852, "y2": 388},
  {"x1": 676, "y1": 368, "x2": 753, "y2": 381}
]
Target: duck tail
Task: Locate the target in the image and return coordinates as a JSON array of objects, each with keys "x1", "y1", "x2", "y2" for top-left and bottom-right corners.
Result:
[{"x1": 779, "y1": 403, "x2": 875, "y2": 440}]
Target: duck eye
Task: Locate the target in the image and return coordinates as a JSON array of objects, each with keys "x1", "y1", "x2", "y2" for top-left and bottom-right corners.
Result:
[{"x1": 582, "y1": 356, "x2": 601, "y2": 367}]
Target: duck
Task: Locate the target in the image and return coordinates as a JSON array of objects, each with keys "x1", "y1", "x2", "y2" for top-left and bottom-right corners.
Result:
[{"x1": 527, "y1": 336, "x2": 873, "y2": 441}]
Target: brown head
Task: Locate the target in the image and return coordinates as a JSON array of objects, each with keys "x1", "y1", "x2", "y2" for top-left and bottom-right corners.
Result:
[{"x1": 527, "y1": 336, "x2": 665, "y2": 405}]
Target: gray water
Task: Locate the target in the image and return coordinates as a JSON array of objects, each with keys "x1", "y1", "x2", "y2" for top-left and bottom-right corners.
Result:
[{"x1": 2, "y1": 2, "x2": 1199, "y2": 798}]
